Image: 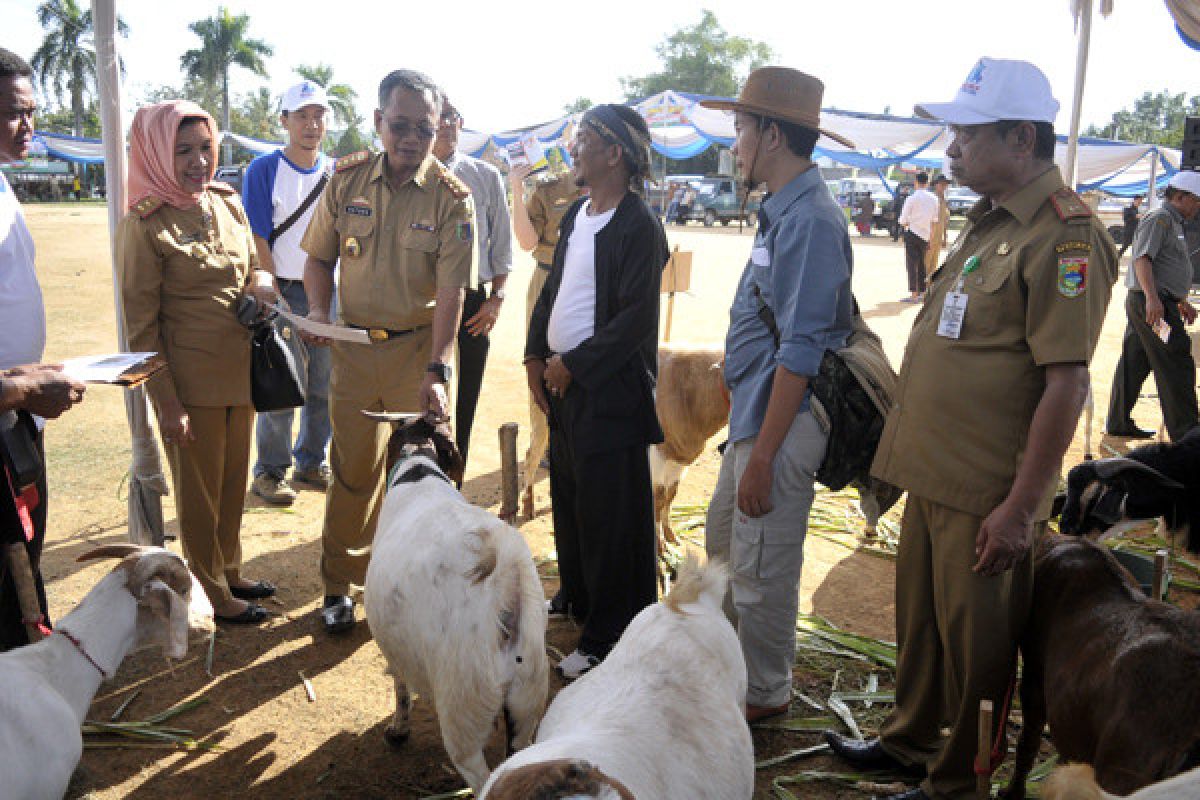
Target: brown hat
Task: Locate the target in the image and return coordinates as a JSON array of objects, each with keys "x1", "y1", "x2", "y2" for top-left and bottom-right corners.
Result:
[{"x1": 700, "y1": 66, "x2": 854, "y2": 149}]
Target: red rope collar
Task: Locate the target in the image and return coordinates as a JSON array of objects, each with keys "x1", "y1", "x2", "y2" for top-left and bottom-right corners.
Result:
[{"x1": 56, "y1": 627, "x2": 108, "y2": 680}]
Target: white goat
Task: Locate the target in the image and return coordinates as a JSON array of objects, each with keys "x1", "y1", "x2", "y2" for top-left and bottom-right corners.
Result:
[
  {"x1": 0, "y1": 544, "x2": 213, "y2": 800},
  {"x1": 1044, "y1": 764, "x2": 1200, "y2": 800},
  {"x1": 480, "y1": 556, "x2": 754, "y2": 800},
  {"x1": 363, "y1": 414, "x2": 548, "y2": 795}
]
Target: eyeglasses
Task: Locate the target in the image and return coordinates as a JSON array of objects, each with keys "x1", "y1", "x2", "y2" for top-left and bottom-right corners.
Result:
[{"x1": 384, "y1": 118, "x2": 437, "y2": 140}]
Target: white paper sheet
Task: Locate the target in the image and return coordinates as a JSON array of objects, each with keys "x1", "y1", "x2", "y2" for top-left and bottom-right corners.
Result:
[{"x1": 270, "y1": 305, "x2": 372, "y2": 344}]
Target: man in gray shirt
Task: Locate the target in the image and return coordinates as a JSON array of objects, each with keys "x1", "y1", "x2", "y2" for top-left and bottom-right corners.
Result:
[
  {"x1": 433, "y1": 98, "x2": 513, "y2": 466},
  {"x1": 1107, "y1": 170, "x2": 1200, "y2": 441}
]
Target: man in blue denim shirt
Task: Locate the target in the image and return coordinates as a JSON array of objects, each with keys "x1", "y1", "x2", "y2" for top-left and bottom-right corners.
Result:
[{"x1": 702, "y1": 67, "x2": 855, "y2": 723}]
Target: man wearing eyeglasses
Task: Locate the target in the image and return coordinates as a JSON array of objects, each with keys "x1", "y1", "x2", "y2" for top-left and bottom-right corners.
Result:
[
  {"x1": 432, "y1": 98, "x2": 512, "y2": 467},
  {"x1": 300, "y1": 69, "x2": 476, "y2": 634}
]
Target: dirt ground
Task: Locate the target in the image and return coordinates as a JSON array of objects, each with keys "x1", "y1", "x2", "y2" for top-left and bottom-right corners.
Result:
[{"x1": 22, "y1": 202, "x2": 1166, "y2": 799}]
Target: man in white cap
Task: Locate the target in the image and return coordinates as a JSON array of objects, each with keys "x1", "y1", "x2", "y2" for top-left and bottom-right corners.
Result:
[
  {"x1": 700, "y1": 67, "x2": 858, "y2": 723},
  {"x1": 824, "y1": 57, "x2": 1117, "y2": 799},
  {"x1": 1106, "y1": 170, "x2": 1200, "y2": 442},
  {"x1": 243, "y1": 80, "x2": 334, "y2": 506}
]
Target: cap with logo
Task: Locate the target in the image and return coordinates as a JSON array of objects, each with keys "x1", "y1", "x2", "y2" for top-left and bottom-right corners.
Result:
[
  {"x1": 1168, "y1": 170, "x2": 1200, "y2": 197},
  {"x1": 915, "y1": 57, "x2": 1060, "y2": 125},
  {"x1": 281, "y1": 81, "x2": 332, "y2": 114}
]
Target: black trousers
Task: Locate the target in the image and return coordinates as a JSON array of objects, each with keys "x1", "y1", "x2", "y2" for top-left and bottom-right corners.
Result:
[
  {"x1": 1107, "y1": 290, "x2": 1199, "y2": 441},
  {"x1": 454, "y1": 286, "x2": 491, "y2": 466},
  {"x1": 0, "y1": 429, "x2": 49, "y2": 651},
  {"x1": 547, "y1": 391, "x2": 657, "y2": 658},
  {"x1": 903, "y1": 231, "x2": 929, "y2": 294}
]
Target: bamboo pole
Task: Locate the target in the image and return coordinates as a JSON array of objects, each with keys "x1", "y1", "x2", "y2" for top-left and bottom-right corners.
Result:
[
  {"x1": 498, "y1": 423, "x2": 519, "y2": 524},
  {"x1": 6, "y1": 542, "x2": 47, "y2": 642},
  {"x1": 1154, "y1": 548, "x2": 1169, "y2": 601},
  {"x1": 976, "y1": 698, "x2": 994, "y2": 800}
]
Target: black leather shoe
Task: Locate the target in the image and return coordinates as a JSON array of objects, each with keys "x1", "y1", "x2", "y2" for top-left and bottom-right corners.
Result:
[
  {"x1": 321, "y1": 595, "x2": 355, "y2": 633},
  {"x1": 875, "y1": 788, "x2": 929, "y2": 800},
  {"x1": 216, "y1": 603, "x2": 268, "y2": 625},
  {"x1": 1105, "y1": 424, "x2": 1156, "y2": 439},
  {"x1": 823, "y1": 732, "x2": 924, "y2": 778},
  {"x1": 231, "y1": 580, "x2": 276, "y2": 600}
]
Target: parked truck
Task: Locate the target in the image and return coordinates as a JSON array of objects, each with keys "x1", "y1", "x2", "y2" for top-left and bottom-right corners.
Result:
[{"x1": 679, "y1": 177, "x2": 761, "y2": 226}]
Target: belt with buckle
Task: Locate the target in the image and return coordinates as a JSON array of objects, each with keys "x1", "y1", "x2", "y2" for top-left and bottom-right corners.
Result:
[{"x1": 348, "y1": 324, "x2": 427, "y2": 342}]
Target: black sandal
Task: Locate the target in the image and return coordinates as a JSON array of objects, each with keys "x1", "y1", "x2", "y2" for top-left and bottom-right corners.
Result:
[
  {"x1": 230, "y1": 580, "x2": 277, "y2": 600},
  {"x1": 216, "y1": 603, "x2": 269, "y2": 625}
]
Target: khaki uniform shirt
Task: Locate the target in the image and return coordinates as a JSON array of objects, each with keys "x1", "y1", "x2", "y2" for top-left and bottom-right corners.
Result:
[
  {"x1": 301, "y1": 151, "x2": 476, "y2": 330},
  {"x1": 872, "y1": 168, "x2": 1117, "y2": 520},
  {"x1": 118, "y1": 185, "x2": 256, "y2": 409},
  {"x1": 528, "y1": 175, "x2": 582, "y2": 266},
  {"x1": 925, "y1": 196, "x2": 950, "y2": 274}
]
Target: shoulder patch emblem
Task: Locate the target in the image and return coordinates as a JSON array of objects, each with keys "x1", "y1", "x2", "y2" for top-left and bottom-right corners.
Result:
[
  {"x1": 1057, "y1": 254, "x2": 1088, "y2": 298},
  {"x1": 134, "y1": 196, "x2": 164, "y2": 219},
  {"x1": 335, "y1": 151, "x2": 371, "y2": 173},
  {"x1": 1049, "y1": 187, "x2": 1093, "y2": 221}
]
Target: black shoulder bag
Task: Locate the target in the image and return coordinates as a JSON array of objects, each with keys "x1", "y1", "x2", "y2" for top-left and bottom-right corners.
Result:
[{"x1": 236, "y1": 297, "x2": 305, "y2": 412}]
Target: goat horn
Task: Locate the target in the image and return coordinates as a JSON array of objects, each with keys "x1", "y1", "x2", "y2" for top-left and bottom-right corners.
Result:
[{"x1": 77, "y1": 544, "x2": 146, "y2": 563}]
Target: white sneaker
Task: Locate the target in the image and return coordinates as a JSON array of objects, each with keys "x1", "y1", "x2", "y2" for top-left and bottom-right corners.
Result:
[{"x1": 556, "y1": 648, "x2": 600, "y2": 680}]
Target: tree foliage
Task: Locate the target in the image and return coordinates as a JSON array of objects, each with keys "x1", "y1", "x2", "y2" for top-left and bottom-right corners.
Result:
[
  {"x1": 620, "y1": 9, "x2": 773, "y2": 101},
  {"x1": 563, "y1": 97, "x2": 593, "y2": 114},
  {"x1": 1085, "y1": 90, "x2": 1200, "y2": 147},
  {"x1": 30, "y1": 0, "x2": 128, "y2": 138},
  {"x1": 37, "y1": 100, "x2": 101, "y2": 138},
  {"x1": 180, "y1": 7, "x2": 273, "y2": 136},
  {"x1": 233, "y1": 86, "x2": 281, "y2": 140},
  {"x1": 294, "y1": 63, "x2": 359, "y2": 129}
]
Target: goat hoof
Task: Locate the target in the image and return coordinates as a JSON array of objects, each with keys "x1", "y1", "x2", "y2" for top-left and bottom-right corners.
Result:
[{"x1": 384, "y1": 727, "x2": 410, "y2": 747}]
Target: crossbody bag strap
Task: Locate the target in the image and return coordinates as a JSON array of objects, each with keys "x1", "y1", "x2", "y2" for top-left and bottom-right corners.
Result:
[{"x1": 267, "y1": 171, "x2": 329, "y2": 249}]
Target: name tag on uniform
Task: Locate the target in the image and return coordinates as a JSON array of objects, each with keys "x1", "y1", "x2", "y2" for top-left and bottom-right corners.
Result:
[
  {"x1": 344, "y1": 205, "x2": 372, "y2": 217},
  {"x1": 937, "y1": 292, "x2": 968, "y2": 338},
  {"x1": 751, "y1": 246, "x2": 770, "y2": 266},
  {"x1": 410, "y1": 222, "x2": 436, "y2": 232}
]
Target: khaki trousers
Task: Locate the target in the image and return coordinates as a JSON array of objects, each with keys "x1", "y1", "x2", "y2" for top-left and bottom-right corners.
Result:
[
  {"x1": 164, "y1": 405, "x2": 254, "y2": 607},
  {"x1": 321, "y1": 330, "x2": 428, "y2": 595},
  {"x1": 880, "y1": 494, "x2": 1038, "y2": 799},
  {"x1": 522, "y1": 265, "x2": 550, "y2": 499}
]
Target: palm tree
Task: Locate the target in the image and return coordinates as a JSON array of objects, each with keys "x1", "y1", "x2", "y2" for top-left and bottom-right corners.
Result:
[
  {"x1": 31, "y1": 0, "x2": 128, "y2": 138},
  {"x1": 237, "y1": 86, "x2": 280, "y2": 141},
  {"x1": 180, "y1": 7, "x2": 273, "y2": 156},
  {"x1": 294, "y1": 63, "x2": 358, "y2": 129}
]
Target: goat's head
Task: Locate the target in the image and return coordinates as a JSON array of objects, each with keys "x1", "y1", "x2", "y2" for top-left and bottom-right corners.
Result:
[
  {"x1": 77, "y1": 544, "x2": 214, "y2": 659},
  {"x1": 1059, "y1": 456, "x2": 1184, "y2": 542},
  {"x1": 362, "y1": 411, "x2": 465, "y2": 487},
  {"x1": 485, "y1": 759, "x2": 636, "y2": 800}
]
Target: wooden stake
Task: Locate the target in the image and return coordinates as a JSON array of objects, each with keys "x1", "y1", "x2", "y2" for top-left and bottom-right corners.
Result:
[
  {"x1": 498, "y1": 423, "x2": 519, "y2": 524},
  {"x1": 977, "y1": 698, "x2": 994, "y2": 799},
  {"x1": 1154, "y1": 548, "x2": 1169, "y2": 601},
  {"x1": 664, "y1": 291, "x2": 676, "y2": 342},
  {"x1": 6, "y1": 542, "x2": 46, "y2": 643}
]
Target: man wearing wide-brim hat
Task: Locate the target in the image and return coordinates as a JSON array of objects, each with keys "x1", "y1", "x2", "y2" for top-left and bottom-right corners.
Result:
[
  {"x1": 824, "y1": 57, "x2": 1118, "y2": 800},
  {"x1": 701, "y1": 67, "x2": 857, "y2": 724}
]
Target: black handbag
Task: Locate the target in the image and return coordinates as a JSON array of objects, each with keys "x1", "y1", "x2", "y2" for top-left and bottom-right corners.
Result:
[{"x1": 239, "y1": 297, "x2": 305, "y2": 412}]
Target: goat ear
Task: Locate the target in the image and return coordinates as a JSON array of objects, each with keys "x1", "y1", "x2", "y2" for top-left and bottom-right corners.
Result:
[
  {"x1": 138, "y1": 577, "x2": 198, "y2": 660},
  {"x1": 139, "y1": 579, "x2": 175, "y2": 621},
  {"x1": 431, "y1": 428, "x2": 465, "y2": 487},
  {"x1": 1094, "y1": 457, "x2": 1184, "y2": 491},
  {"x1": 78, "y1": 544, "x2": 145, "y2": 563}
]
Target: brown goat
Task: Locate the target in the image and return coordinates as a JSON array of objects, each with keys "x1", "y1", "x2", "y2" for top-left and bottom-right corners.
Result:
[{"x1": 1002, "y1": 537, "x2": 1200, "y2": 798}]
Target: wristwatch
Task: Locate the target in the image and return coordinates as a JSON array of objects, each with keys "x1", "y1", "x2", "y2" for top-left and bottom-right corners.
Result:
[
  {"x1": 426, "y1": 361, "x2": 453, "y2": 383},
  {"x1": 490, "y1": 287, "x2": 506, "y2": 301}
]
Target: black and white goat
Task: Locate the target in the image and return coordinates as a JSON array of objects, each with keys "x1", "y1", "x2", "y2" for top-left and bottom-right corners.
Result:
[
  {"x1": 1060, "y1": 427, "x2": 1200, "y2": 552},
  {"x1": 362, "y1": 413, "x2": 548, "y2": 795},
  {"x1": 0, "y1": 545, "x2": 212, "y2": 800}
]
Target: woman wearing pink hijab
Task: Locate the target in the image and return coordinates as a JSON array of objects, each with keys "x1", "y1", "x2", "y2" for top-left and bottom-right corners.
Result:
[{"x1": 118, "y1": 100, "x2": 278, "y2": 624}]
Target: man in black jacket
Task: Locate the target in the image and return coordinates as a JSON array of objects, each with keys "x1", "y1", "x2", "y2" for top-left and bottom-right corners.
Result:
[{"x1": 524, "y1": 104, "x2": 668, "y2": 679}]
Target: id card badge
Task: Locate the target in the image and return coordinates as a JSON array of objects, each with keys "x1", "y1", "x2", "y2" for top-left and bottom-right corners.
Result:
[{"x1": 937, "y1": 291, "x2": 968, "y2": 338}]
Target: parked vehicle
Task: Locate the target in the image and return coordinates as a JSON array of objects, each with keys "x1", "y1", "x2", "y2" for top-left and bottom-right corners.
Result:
[
  {"x1": 214, "y1": 165, "x2": 244, "y2": 194},
  {"x1": 945, "y1": 187, "x2": 981, "y2": 215},
  {"x1": 680, "y1": 177, "x2": 761, "y2": 226}
]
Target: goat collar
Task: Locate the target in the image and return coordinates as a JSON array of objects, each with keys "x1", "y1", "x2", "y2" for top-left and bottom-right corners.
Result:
[
  {"x1": 390, "y1": 460, "x2": 451, "y2": 488},
  {"x1": 56, "y1": 627, "x2": 109, "y2": 680}
]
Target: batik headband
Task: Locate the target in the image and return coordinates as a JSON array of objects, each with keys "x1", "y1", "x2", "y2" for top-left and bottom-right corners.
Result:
[{"x1": 582, "y1": 105, "x2": 651, "y2": 176}]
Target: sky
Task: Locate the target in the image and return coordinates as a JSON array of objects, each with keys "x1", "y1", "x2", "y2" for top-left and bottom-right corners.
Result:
[{"x1": 3, "y1": 0, "x2": 1197, "y2": 138}]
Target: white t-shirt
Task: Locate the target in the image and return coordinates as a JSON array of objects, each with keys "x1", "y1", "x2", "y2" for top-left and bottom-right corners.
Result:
[
  {"x1": 242, "y1": 149, "x2": 330, "y2": 280},
  {"x1": 0, "y1": 172, "x2": 46, "y2": 370},
  {"x1": 547, "y1": 199, "x2": 616, "y2": 354},
  {"x1": 899, "y1": 187, "x2": 940, "y2": 242}
]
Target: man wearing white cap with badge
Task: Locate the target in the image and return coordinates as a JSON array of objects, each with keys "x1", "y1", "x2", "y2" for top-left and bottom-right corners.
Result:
[
  {"x1": 824, "y1": 58, "x2": 1117, "y2": 799},
  {"x1": 1106, "y1": 169, "x2": 1200, "y2": 442},
  {"x1": 243, "y1": 80, "x2": 334, "y2": 506}
]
